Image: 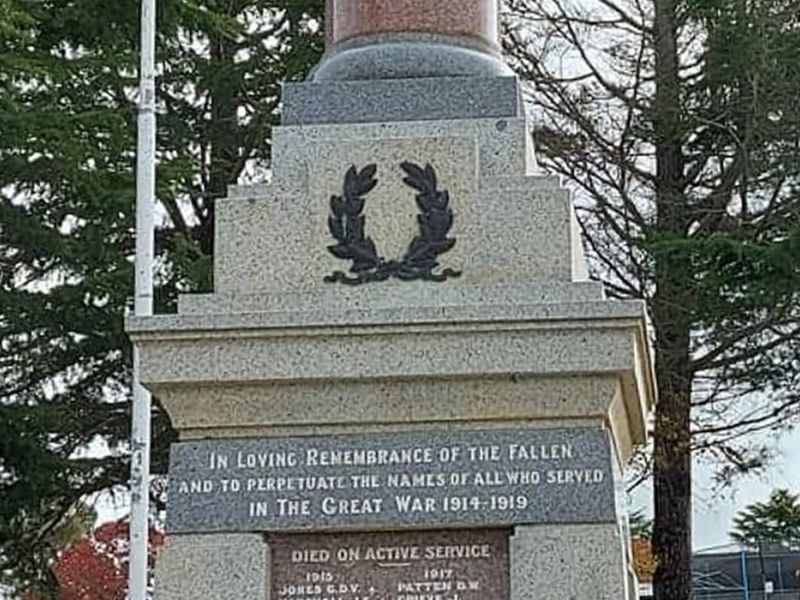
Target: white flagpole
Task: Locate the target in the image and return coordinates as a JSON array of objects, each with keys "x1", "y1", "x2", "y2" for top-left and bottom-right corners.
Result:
[{"x1": 130, "y1": 0, "x2": 155, "y2": 596}]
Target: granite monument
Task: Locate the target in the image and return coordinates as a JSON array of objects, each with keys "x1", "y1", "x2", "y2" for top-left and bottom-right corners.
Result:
[{"x1": 127, "y1": 1, "x2": 656, "y2": 598}]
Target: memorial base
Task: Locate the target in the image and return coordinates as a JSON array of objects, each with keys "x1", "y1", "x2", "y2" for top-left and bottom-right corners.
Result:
[
  {"x1": 155, "y1": 525, "x2": 633, "y2": 600},
  {"x1": 511, "y1": 524, "x2": 632, "y2": 600},
  {"x1": 154, "y1": 534, "x2": 269, "y2": 600}
]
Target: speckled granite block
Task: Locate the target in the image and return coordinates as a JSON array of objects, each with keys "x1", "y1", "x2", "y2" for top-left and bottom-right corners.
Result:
[
  {"x1": 155, "y1": 376, "x2": 622, "y2": 443},
  {"x1": 214, "y1": 181, "x2": 580, "y2": 294},
  {"x1": 271, "y1": 117, "x2": 535, "y2": 184},
  {"x1": 128, "y1": 297, "x2": 654, "y2": 452},
  {"x1": 282, "y1": 77, "x2": 522, "y2": 125},
  {"x1": 154, "y1": 534, "x2": 268, "y2": 600},
  {"x1": 213, "y1": 118, "x2": 584, "y2": 294},
  {"x1": 176, "y1": 281, "x2": 606, "y2": 315},
  {"x1": 130, "y1": 305, "x2": 645, "y2": 385},
  {"x1": 217, "y1": 120, "x2": 565, "y2": 294},
  {"x1": 510, "y1": 524, "x2": 629, "y2": 599}
]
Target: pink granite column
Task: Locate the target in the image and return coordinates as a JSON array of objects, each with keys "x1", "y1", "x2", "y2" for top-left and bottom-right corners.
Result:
[
  {"x1": 329, "y1": 0, "x2": 499, "y2": 51},
  {"x1": 314, "y1": 0, "x2": 509, "y2": 81}
]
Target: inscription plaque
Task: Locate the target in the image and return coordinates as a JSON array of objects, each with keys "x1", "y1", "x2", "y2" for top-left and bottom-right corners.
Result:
[
  {"x1": 166, "y1": 428, "x2": 615, "y2": 533},
  {"x1": 270, "y1": 529, "x2": 510, "y2": 600}
]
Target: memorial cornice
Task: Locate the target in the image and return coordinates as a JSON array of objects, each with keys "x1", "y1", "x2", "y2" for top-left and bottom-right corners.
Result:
[{"x1": 127, "y1": 292, "x2": 654, "y2": 453}]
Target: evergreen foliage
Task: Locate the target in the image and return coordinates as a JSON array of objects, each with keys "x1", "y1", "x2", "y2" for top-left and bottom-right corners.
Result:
[
  {"x1": 0, "y1": 0, "x2": 323, "y2": 594},
  {"x1": 504, "y1": 0, "x2": 800, "y2": 597},
  {"x1": 629, "y1": 509, "x2": 654, "y2": 541},
  {"x1": 731, "y1": 489, "x2": 800, "y2": 549}
]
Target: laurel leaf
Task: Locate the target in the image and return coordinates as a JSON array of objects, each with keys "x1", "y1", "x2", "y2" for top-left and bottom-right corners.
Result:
[
  {"x1": 412, "y1": 257, "x2": 438, "y2": 270},
  {"x1": 405, "y1": 238, "x2": 433, "y2": 262},
  {"x1": 400, "y1": 161, "x2": 426, "y2": 191},
  {"x1": 416, "y1": 193, "x2": 434, "y2": 213},
  {"x1": 351, "y1": 240, "x2": 380, "y2": 265},
  {"x1": 350, "y1": 215, "x2": 365, "y2": 240},
  {"x1": 405, "y1": 236, "x2": 425, "y2": 254},
  {"x1": 346, "y1": 195, "x2": 365, "y2": 216},
  {"x1": 350, "y1": 164, "x2": 378, "y2": 197},
  {"x1": 417, "y1": 215, "x2": 433, "y2": 237},
  {"x1": 424, "y1": 164, "x2": 437, "y2": 190},
  {"x1": 435, "y1": 190, "x2": 450, "y2": 210},
  {"x1": 328, "y1": 215, "x2": 344, "y2": 240},
  {"x1": 344, "y1": 165, "x2": 359, "y2": 196},
  {"x1": 328, "y1": 244, "x2": 355, "y2": 260},
  {"x1": 442, "y1": 210, "x2": 454, "y2": 232},
  {"x1": 359, "y1": 178, "x2": 378, "y2": 197},
  {"x1": 431, "y1": 239, "x2": 456, "y2": 254},
  {"x1": 428, "y1": 210, "x2": 451, "y2": 234},
  {"x1": 402, "y1": 162, "x2": 436, "y2": 195},
  {"x1": 331, "y1": 195, "x2": 345, "y2": 217},
  {"x1": 363, "y1": 163, "x2": 378, "y2": 178},
  {"x1": 365, "y1": 237, "x2": 378, "y2": 257}
]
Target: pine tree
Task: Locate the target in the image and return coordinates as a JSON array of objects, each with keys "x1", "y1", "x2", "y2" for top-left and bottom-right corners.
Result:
[
  {"x1": 504, "y1": 0, "x2": 800, "y2": 597},
  {"x1": 732, "y1": 489, "x2": 800, "y2": 549},
  {"x1": 0, "y1": 0, "x2": 323, "y2": 593}
]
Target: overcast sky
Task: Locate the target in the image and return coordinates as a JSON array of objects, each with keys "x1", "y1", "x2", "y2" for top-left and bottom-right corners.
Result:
[{"x1": 631, "y1": 427, "x2": 800, "y2": 551}]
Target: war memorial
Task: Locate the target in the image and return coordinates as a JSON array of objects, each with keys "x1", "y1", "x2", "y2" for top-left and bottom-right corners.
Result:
[{"x1": 127, "y1": 1, "x2": 656, "y2": 598}]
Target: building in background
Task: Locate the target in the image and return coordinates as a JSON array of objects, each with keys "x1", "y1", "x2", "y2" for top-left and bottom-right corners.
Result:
[{"x1": 637, "y1": 544, "x2": 800, "y2": 599}]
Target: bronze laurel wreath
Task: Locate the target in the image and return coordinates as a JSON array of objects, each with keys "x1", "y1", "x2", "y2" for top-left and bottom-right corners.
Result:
[{"x1": 324, "y1": 162, "x2": 462, "y2": 285}]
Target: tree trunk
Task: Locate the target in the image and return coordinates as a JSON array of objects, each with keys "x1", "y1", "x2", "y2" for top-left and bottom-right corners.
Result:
[
  {"x1": 652, "y1": 326, "x2": 693, "y2": 600},
  {"x1": 651, "y1": 0, "x2": 693, "y2": 598},
  {"x1": 202, "y1": 4, "x2": 241, "y2": 257}
]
